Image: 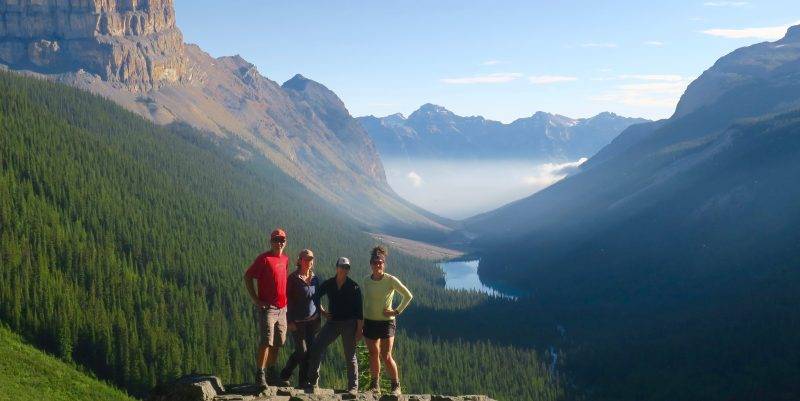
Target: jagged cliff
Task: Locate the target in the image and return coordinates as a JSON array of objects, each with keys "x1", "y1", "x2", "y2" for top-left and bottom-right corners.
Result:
[
  {"x1": 0, "y1": 0, "x2": 188, "y2": 92},
  {"x1": 0, "y1": 0, "x2": 450, "y2": 233}
]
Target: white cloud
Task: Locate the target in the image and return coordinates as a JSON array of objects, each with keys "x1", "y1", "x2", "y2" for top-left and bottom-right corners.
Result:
[
  {"x1": 580, "y1": 42, "x2": 618, "y2": 48},
  {"x1": 440, "y1": 72, "x2": 523, "y2": 84},
  {"x1": 406, "y1": 171, "x2": 423, "y2": 187},
  {"x1": 701, "y1": 20, "x2": 800, "y2": 40},
  {"x1": 590, "y1": 76, "x2": 693, "y2": 108},
  {"x1": 522, "y1": 158, "x2": 588, "y2": 187},
  {"x1": 644, "y1": 40, "x2": 665, "y2": 46},
  {"x1": 703, "y1": 1, "x2": 748, "y2": 6},
  {"x1": 528, "y1": 75, "x2": 578, "y2": 84},
  {"x1": 481, "y1": 60, "x2": 507, "y2": 66},
  {"x1": 618, "y1": 74, "x2": 685, "y2": 82},
  {"x1": 592, "y1": 74, "x2": 685, "y2": 83}
]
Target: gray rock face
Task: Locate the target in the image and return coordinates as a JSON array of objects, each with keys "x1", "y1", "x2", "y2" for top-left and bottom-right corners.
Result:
[
  {"x1": 148, "y1": 375, "x2": 497, "y2": 401},
  {"x1": 0, "y1": 0, "x2": 188, "y2": 92}
]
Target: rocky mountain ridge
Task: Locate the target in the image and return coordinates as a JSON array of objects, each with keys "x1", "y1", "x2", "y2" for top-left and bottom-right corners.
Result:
[
  {"x1": 358, "y1": 104, "x2": 648, "y2": 161},
  {"x1": 0, "y1": 0, "x2": 450, "y2": 234}
]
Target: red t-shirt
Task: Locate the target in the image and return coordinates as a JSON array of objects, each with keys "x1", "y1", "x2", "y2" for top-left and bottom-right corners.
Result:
[{"x1": 245, "y1": 251, "x2": 288, "y2": 308}]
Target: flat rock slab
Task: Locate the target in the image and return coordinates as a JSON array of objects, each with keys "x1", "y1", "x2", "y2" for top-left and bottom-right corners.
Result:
[{"x1": 149, "y1": 375, "x2": 496, "y2": 401}]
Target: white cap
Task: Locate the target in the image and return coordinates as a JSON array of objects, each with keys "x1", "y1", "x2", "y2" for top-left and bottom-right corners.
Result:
[{"x1": 336, "y1": 257, "x2": 351, "y2": 268}]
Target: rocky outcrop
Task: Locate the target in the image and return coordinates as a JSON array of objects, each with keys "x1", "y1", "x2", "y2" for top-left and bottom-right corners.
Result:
[
  {"x1": 0, "y1": 0, "x2": 188, "y2": 92},
  {"x1": 148, "y1": 375, "x2": 497, "y2": 401}
]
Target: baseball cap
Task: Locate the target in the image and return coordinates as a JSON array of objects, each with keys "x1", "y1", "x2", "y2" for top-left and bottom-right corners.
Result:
[
  {"x1": 336, "y1": 257, "x2": 351, "y2": 269},
  {"x1": 270, "y1": 228, "x2": 287, "y2": 239},
  {"x1": 299, "y1": 249, "x2": 314, "y2": 259}
]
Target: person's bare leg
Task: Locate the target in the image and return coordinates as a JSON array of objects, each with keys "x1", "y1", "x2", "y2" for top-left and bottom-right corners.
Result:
[
  {"x1": 266, "y1": 345, "x2": 280, "y2": 368},
  {"x1": 366, "y1": 338, "x2": 381, "y2": 384},
  {"x1": 258, "y1": 344, "x2": 269, "y2": 369},
  {"x1": 380, "y1": 337, "x2": 399, "y2": 383}
]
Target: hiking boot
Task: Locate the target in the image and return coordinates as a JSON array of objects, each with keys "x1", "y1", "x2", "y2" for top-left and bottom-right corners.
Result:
[
  {"x1": 267, "y1": 367, "x2": 291, "y2": 387},
  {"x1": 368, "y1": 379, "x2": 380, "y2": 394},
  {"x1": 256, "y1": 368, "x2": 267, "y2": 388},
  {"x1": 304, "y1": 384, "x2": 319, "y2": 394},
  {"x1": 390, "y1": 381, "x2": 402, "y2": 396}
]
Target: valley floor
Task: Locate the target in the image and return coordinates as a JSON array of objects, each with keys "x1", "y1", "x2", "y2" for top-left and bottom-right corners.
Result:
[{"x1": 369, "y1": 232, "x2": 464, "y2": 261}]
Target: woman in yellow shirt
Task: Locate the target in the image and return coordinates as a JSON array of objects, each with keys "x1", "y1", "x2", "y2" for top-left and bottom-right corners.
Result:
[{"x1": 361, "y1": 246, "x2": 413, "y2": 396}]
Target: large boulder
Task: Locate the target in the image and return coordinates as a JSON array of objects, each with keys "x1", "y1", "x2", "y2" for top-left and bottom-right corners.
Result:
[{"x1": 148, "y1": 375, "x2": 226, "y2": 401}]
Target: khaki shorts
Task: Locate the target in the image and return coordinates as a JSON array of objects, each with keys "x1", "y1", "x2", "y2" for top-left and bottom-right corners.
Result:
[{"x1": 258, "y1": 306, "x2": 287, "y2": 347}]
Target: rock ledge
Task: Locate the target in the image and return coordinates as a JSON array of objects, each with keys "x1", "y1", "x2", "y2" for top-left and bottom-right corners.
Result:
[{"x1": 148, "y1": 375, "x2": 497, "y2": 401}]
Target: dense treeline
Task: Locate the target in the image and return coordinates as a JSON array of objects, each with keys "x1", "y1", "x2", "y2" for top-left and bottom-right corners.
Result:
[{"x1": 0, "y1": 71, "x2": 561, "y2": 401}]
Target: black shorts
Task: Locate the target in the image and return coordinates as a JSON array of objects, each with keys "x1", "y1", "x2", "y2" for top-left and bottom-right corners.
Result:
[{"x1": 363, "y1": 319, "x2": 396, "y2": 340}]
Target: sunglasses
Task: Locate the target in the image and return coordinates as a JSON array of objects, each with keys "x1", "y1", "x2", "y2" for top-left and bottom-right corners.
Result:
[
  {"x1": 271, "y1": 237, "x2": 286, "y2": 243},
  {"x1": 301, "y1": 256, "x2": 314, "y2": 261},
  {"x1": 337, "y1": 265, "x2": 351, "y2": 270}
]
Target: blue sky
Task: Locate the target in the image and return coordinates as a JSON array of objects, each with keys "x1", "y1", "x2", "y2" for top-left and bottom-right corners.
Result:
[{"x1": 174, "y1": 0, "x2": 799, "y2": 122}]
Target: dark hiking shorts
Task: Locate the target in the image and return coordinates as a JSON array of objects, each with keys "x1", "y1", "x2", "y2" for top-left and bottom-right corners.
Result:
[{"x1": 363, "y1": 319, "x2": 396, "y2": 340}]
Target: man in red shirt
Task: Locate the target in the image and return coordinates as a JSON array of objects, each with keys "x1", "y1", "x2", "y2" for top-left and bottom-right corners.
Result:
[{"x1": 244, "y1": 228, "x2": 290, "y2": 388}]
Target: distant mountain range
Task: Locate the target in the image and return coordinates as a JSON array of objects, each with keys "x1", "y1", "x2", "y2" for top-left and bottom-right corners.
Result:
[
  {"x1": 463, "y1": 24, "x2": 800, "y2": 401},
  {"x1": 358, "y1": 105, "x2": 648, "y2": 160},
  {"x1": 0, "y1": 0, "x2": 450, "y2": 236}
]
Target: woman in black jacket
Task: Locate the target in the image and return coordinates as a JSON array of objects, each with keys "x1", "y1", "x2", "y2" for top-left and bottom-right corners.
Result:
[{"x1": 279, "y1": 249, "x2": 321, "y2": 388}]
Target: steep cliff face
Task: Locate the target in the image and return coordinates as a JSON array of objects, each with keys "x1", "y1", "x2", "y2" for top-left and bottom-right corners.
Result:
[{"x1": 0, "y1": 0, "x2": 188, "y2": 92}]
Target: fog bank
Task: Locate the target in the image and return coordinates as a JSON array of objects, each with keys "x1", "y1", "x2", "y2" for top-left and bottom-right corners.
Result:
[{"x1": 384, "y1": 158, "x2": 587, "y2": 220}]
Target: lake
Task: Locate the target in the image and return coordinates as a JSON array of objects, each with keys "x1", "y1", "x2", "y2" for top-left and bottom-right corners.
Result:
[{"x1": 439, "y1": 259, "x2": 521, "y2": 299}]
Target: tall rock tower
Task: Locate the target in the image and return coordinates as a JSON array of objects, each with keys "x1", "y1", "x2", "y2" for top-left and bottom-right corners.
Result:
[{"x1": 0, "y1": 0, "x2": 188, "y2": 92}]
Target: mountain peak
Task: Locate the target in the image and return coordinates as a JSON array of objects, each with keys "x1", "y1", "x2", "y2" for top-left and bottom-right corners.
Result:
[
  {"x1": 385, "y1": 112, "x2": 407, "y2": 121},
  {"x1": 281, "y1": 74, "x2": 318, "y2": 91},
  {"x1": 417, "y1": 103, "x2": 451, "y2": 114},
  {"x1": 782, "y1": 24, "x2": 800, "y2": 42},
  {"x1": 592, "y1": 111, "x2": 618, "y2": 118}
]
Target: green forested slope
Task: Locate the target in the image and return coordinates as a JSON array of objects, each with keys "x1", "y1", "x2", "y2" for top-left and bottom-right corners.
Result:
[
  {"x1": 0, "y1": 71, "x2": 560, "y2": 401},
  {"x1": 0, "y1": 324, "x2": 134, "y2": 401}
]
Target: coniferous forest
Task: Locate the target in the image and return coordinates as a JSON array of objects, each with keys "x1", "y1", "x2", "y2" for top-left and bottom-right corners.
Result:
[{"x1": 0, "y1": 71, "x2": 562, "y2": 401}]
